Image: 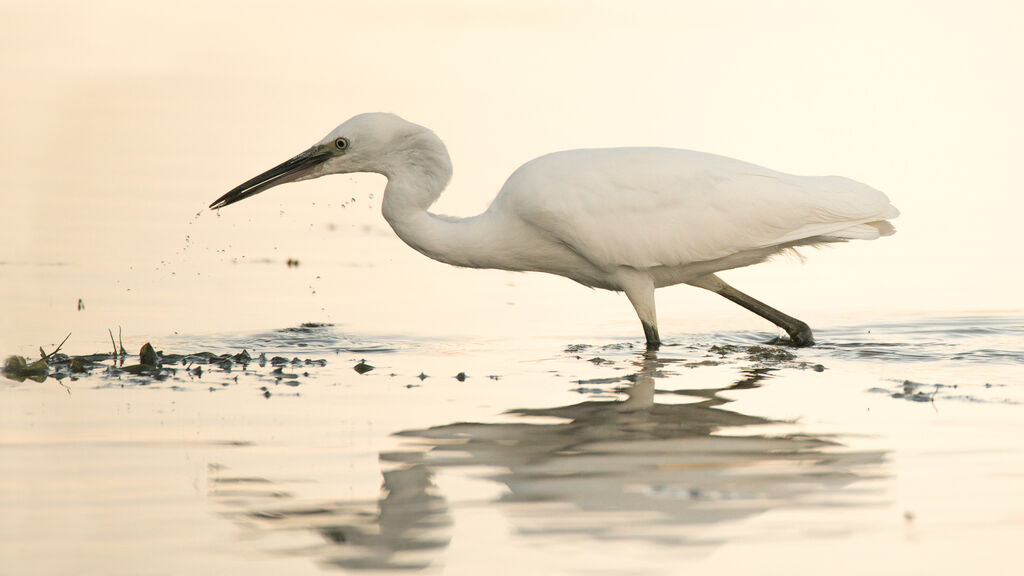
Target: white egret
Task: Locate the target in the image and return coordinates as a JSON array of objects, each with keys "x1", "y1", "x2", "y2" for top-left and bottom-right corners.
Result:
[{"x1": 210, "y1": 113, "x2": 898, "y2": 348}]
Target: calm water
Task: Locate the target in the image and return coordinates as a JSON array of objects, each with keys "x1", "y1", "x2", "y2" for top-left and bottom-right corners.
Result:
[
  {"x1": 5, "y1": 2, "x2": 1024, "y2": 573},
  {"x1": 3, "y1": 314, "x2": 1022, "y2": 575}
]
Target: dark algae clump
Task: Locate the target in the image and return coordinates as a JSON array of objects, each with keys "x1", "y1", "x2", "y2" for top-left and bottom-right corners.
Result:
[
  {"x1": 3, "y1": 333, "x2": 330, "y2": 395},
  {"x1": 3, "y1": 355, "x2": 49, "y2": 382}
]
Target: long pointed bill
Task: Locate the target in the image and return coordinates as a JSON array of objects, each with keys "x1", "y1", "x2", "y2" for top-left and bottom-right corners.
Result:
[{"x1": 210, "y1": 146, "x2": 332, "y2": 210}]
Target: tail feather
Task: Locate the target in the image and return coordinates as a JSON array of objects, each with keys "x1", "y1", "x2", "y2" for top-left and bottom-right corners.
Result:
[{"x1": 824, "y1": 219, "x2": 896, "y2": 240}]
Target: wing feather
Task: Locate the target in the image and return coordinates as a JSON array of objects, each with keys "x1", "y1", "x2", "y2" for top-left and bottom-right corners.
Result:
[{"x1": 499, "y1": 148, "x2": 897, "y2": 270}]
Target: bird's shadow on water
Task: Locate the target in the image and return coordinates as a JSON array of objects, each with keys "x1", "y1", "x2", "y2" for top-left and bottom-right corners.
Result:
[{"x1": 210, "y1": 348, "x2": 888, "y2": 572}]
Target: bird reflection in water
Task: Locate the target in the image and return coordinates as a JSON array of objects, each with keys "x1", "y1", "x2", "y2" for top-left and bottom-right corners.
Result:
[{"x1": 210, "y1": 351, "x2": 886, "y2": 570}]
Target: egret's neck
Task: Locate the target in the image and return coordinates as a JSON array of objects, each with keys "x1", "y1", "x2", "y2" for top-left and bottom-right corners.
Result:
[{"x1": 381, "y1": 167, "x2": 500, "y2": 270}]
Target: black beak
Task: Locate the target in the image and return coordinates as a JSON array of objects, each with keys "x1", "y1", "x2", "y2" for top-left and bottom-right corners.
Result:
[{"x1": 210, "y1": 146, "x2": 332, "y2": 210}]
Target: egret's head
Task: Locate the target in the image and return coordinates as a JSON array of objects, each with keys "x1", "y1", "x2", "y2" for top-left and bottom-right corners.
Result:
[{"x1": 210, "y1": 112, "x2": 450, "y2": 210}]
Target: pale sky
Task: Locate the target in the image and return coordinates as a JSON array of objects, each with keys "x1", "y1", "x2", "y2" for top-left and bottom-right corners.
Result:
[{"x1": 2, "y1": 0, "x2": 1022, "y2": 349}]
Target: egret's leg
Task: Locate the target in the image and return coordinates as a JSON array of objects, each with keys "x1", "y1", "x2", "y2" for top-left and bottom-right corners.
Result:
[
  {"x1": 640, "y1": 320, "x2": 661, "y2": 350},
  {"x1": 690, "y1": 274, "x2": 814, "y2": 346},
  {"x1": 621, "y1": 274, "x2": 660, "y2": 349}
]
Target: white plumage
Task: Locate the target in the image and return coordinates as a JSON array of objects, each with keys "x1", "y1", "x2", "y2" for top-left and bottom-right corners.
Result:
[
  {"x1": 211, "y1": 113, "x2": 898, "y2": 348},
  {"x1": 499, "y1": 148, "x2": 896, "y2": 280}
]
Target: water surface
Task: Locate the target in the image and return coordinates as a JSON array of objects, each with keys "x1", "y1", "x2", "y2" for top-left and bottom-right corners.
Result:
[{"x1": 4, "y1": 315, "x2": 1022, "y2": 575}]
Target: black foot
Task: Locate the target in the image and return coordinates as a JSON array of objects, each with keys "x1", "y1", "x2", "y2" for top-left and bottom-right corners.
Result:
[{"x1": 786, "y1": 321, "x2": 814, "y2": 347}]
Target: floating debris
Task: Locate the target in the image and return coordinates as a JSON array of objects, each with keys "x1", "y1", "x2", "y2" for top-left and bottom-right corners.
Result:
[
  {"x1": 455, "y1": 372, "x2": 467, "y2": 381},
  {"x1": 139, "y1": 343, "x2": 158, "y2": 366},
  {"x1": 353, "y1": 360, "x2": 374, "y2": 374},
  {"x1": 704, "y1": 343, "x2": 802, "y2": 365},
  {"x1": 70, "y1": 357, "x2": 90, "y2": 373},
  {"x1": 864, "y1": 380, "x2": 1002, "y2": 404},
  {"x1": 708, "y1": 344, "x2": 740, "y2": 356},
  {"x1": 3, "y1": 331, "x2": 336, "y2": 395},
  {"x1": 2, "y1": 333, "x2": 74, "y2": 382},
  {"x1": 745, "y1": 346, "x2": 796, "y2": 363},
  {"x1": 121, "y1": 363, "x2": 160, "y2": 376},
  {"x1": 270, "y1": 366, "x2": 299, "y2": 380},
  {"x1": 893, "y1": 380, "x2": 937, "y2": 402},
  {"x1": 3, "y1": 356, "x2": 49, "y2": 382},
  {"x1": 417, "y1": 372, "x2": 429, "y2": 381}
]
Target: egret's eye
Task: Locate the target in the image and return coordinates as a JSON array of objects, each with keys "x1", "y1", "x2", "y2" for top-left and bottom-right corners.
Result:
[{"x1": 334, "y1": 137, "x2": 349, "y2": 151}]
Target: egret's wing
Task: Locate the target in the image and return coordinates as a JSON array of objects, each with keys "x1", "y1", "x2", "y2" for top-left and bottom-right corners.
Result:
[{"x1": 503, "y1": 148, "x2": 897, "y2": 270}]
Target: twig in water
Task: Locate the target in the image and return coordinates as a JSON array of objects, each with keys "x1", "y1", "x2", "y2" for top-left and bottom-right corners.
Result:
[
  {"x1": 117, "y1": 326, "x2": 126, "y2": 356},
  {"x1": 39, "y1": 333, "x2": 72, "y2": 361},
  {"x1": 108, "y1": 328, "x2": 118, "y2": 357}
]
